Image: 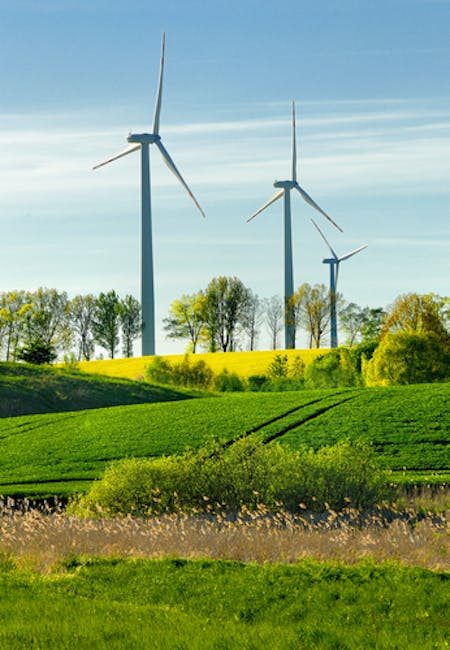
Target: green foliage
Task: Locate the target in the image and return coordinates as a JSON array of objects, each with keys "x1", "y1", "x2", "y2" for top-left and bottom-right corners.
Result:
[
  {"x1": 364, "y1": 331, "x2": 450, "y2": 386},
  {"x1": 16, "y1": 339, "x2": 57, "y2": 365},
  {"x1": 305, "y1": 347, "x2": 362, "y2": 388},
  {"x1": 72, "y1": 438, "x2": 389, "y2": 516},
  {"x1": 213, "y1": 368, "x2": 246, "y2": 392},
  {"x1": 92, "y1": 290, "x2": 121, "y2": 359},
  {"x1": 118, "y1": 294, "x2": 141, "y2": 358},
  {"x1": 145, "y1": 354, "x2": 214, "y2": 389},
  {"x1": 1, "y1": 559, "x2": 448, "y2": 649},
  {"x1": 201, "y1": 276, "x2": 251, "y2": 352},
  {"x1": 267, "y1": 353, "x2": 288, "y2": 377}
]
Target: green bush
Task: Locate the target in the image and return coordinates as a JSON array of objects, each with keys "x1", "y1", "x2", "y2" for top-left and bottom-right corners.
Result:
[
  {"x1": 71, "y1": 439, "x2": 389, "y2": 517},
  {"x1": 145, "y1": 355, "x2": 214, "y2": 390},
  {"x1": 213, "y1": 369, "x2": 246, "y2": 392},
  {"x1": 305, "y1": 348, "x2": 362, "y2": 389}
]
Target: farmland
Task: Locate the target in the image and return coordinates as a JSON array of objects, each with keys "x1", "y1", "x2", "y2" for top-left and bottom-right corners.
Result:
[
  {"x1": 0, "y1": 377, "x2": 448, "y2": 497},
  {"x1": 78, "y1": 348, "x2": 324, "y2": 380}
]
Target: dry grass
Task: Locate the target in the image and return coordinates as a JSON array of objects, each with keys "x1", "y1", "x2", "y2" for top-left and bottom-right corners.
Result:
[
  {"x1": 1, "y1": 498, "x2": 448, "y2": 574},
  {"x1": 77, "y1": 349, "x2": 324, "y2": 381}
]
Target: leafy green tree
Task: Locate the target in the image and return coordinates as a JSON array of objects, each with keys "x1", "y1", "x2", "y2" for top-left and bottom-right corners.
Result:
[
  {"x1": 163, "y1": 292, "x2": 205, "y2": 353},
  {"x1": 340, "y1": 303, "x2": 385, "y2": 346},
  {"x1": 21, "y1": 287, "x2": 71, "y2": 357},
  {"x1": 69, "y1": 294, "x2": 96, "y2": 361},
  {"x1": 267, "y1": 354, "x2": 289, "y2": 378},
  {"x1": 363, "y1": 331, "x2": 450, "y2": 386},
  {"x1": 0, "y1": 290, "x2": 30, "y2": 360},
  {"x1": 92, "y1": 290, "x2": 121, "y2": 359},
  {"x1": 201, "y1": 277, "x2": 251, "y2": 352},
  {"x1": 295, "y1": 283, "x2": 331, "y2": 348},
  {"x1": 382, "y1": 293, "x2": 448, "y2": 343},
  {"x1": 305, "y1": 348, "x2": 361, "y2": 388},
  {"x1": 119, "y1": 295, "x2": 141, "y2": 357}
]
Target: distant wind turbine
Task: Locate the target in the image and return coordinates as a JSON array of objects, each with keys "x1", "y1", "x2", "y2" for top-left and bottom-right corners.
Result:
[
  {"x1": 311, "y1": 218, "x2": 367, "y2": 348},
  {"x1": 247, "y1": 102, "x2": 342, "y2": 349},
  {"x1": 93, "y1": 33, "x2": 206, "y2": 356}
]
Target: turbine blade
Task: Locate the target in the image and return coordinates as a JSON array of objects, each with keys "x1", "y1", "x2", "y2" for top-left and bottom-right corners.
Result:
[
  {"x1": 247, "y1": 189, "x2": 284, "y2": 222},
  {"x1": 292, "y1": 101, "x2": 297, "y2": 183},
  {"x1": 152, "y1": 32, "x2": 165, "y2": 135},
  {"x1": 338, "y1": 244, "x2": 368, "y2": 262},
  {"x1": 93, "y1": 144, "x2": 140, "y2": 170},
  {"x1": 155, "y1": 139, "x2": 206, "y2": 218},
  {"x1": 295, "y1": 183, "x2": 343, "y2": 232},
  {"x1": 310, "y1": 218, "x2": 338, "y2": 259}
]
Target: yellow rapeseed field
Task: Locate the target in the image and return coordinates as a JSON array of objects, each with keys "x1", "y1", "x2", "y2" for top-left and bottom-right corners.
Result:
[{"x1": 78, "y1": 349, "x2": 326, "y2": 380}]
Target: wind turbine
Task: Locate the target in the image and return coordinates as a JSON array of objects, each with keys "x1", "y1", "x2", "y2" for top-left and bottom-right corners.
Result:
[
  {"x1": 93, "y1": 33, "x2": 206, "y2": 357},
  {"x1": 247, "y1": 102, "x2": 342, "y2": 349},
  {"x1": 311, "y1": 218, "x2": 367, "y2": 348}
]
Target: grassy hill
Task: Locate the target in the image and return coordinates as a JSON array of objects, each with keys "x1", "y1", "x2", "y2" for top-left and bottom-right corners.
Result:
[
  {"x1": 0, "y1": 362, "x2": 194, "y2": 417},
  {"x1": 0, "y1": 381, "x2": 448, "y2": 497}
]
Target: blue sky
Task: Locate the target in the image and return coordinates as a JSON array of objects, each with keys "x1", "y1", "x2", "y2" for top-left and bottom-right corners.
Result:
[{"x1": 1, "y1": 0, "x2": 449, "y2": 353}]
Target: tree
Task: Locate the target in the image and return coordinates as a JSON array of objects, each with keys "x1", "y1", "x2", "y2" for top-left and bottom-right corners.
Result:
[
  {"x1": 339, "y1": 303, "x2": 385, "y2": 345},
  {"x1": 69, "y1": 294, "x2": 96, "y2": 361},
  {"x1": 21, "y1": 287, "x2": 71, "y2": 357},
  {"x1": 239, "y1": 291, "x2": 263, "y2": 351},
  {"x1": 295, "y1": 283, "x2": 330, "y2": 348},
  {"x1": 264, "y1": 296, "x2": 283, "y2": 350},
  {"x1": 382, "y1": 293, "x2": 449, "y2": 343},
  {"x1": 201, "y1": 277, "x2": 251, "y2": 352},
  {"x1": 363, "y1": 330, "x2": 450, "y2": 386},
  {"x1": 17, "y1": 339, "x2": 57, "y2": 365},
  {"x1": 119, "y1": 295, "x2": 141, "y2": 357},
  {"x1": 92, "y1": 290, "x2": 121, "y2": 359},
  {"x1": 0, "y1": 290, "x2": 30, "y2": 360},
  {"x1": 163, "y1": 292, "x2": 205, "y2": 353}
]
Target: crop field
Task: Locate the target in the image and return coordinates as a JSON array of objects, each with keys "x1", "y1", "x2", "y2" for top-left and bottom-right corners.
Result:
[
  {"x1": 0, "y1": 382, "x2": 448, "y2": 496},
  {"x1": 78, "y1": 348, "x2": 324, "y2": 380}
]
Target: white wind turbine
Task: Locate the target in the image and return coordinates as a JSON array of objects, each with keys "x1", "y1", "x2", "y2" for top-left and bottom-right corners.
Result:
[
  {"x1": 247, "y1": 102, "x2": 342, "y2": 349},
  {"x1": 311, "y1": 218, "x2": 367, "y2": 348},
  {"x1": 93, "y1": 33, "x2": 206, "y2": 356}
]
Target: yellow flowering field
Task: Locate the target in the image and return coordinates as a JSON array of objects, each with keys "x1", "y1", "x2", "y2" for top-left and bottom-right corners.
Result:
[{"x1": 78, "y1": 349, "x2": 326, "y2": 381}]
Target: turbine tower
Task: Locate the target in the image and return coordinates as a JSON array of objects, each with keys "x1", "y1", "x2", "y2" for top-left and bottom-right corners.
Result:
[
  {"x1": 93, "y1": 33, "x2": 205, "y2": 357},
  {"x1": 247, "y1": 102, "x2": 342, "y2": 349},
  {"x1": 311, "y1": 218, "x2": 367, "y2": 348}
]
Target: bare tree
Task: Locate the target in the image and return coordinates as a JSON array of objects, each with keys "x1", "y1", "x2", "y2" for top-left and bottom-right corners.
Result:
[
  {"x1": 265, "y1": 295, "x2": 283, "y2": 350},
  {"x1": 239, "y1": 291, "x2": 264, "y2": 351}
]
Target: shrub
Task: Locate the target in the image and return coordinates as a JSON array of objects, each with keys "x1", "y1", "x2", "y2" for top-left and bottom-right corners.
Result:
[
  {"x1": 145, "y1": 355, "x2": 214, "y2": 390},
  {"x1": 364, "y1": 331, "x2": 450, "y2": 386},
  {"x1": 71, "y1": 439, "x2": 389, "y2": 517},
  {"x1": 305, "y1": 348, "x2": 361, "y2": 389},
  {"x1": 213, "y1": 369, "x2": 246, "y2": 392}
]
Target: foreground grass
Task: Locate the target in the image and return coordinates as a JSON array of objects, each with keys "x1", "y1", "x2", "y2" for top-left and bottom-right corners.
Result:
[
  {"x1": 0, "y1": 383, "x2": 448, "y2": 497},
  {"x1": 0, "y1": 362, "x2": 193, "y2": 417},
  {"x1": 0, "y1": 555, "x2": 448, "y2": 649},
  {"x1": 78, "y1": 349, "x2": 324, "y2": 380}
]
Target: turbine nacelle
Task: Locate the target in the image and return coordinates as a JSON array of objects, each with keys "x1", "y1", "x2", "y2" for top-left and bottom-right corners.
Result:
[
  {"x1": 274, "y1": 180, "x2": 296, "y2": 189},
  {"x1": 127, "y1": 133, "x2": 161, "y2": 144}
]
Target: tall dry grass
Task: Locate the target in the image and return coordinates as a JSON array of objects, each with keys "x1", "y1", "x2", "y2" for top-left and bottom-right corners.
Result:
[{"x1": 0, "y1": 497, "x2": 448, "y2": 574}]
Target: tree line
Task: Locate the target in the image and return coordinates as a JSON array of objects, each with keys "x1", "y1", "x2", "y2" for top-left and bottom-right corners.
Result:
[
  {"x1": 0, "y1": 288, "x2": 140, "y2": 363},
  {"x1": 163, "y1": 276, "x2": 386, "y2": 352}
]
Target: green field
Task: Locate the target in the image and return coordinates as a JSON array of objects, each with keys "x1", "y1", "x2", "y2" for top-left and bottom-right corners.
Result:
[
  {"x1": 0, "y1": 557, "x2": 448, "y2": 648},
  {"x1": 0, "y1": 373, "x2": 448, "y2": 496}
]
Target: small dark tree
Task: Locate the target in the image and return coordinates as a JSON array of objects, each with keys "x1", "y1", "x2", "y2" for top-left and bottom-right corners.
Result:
[{"x1": 17, "y1": 339, "x2": 57, "y2": 365}]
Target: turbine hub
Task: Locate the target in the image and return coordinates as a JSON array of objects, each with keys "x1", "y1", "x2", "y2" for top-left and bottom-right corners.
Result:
[
  {"x1": 127, "y1": 133, "x2": 160, "y2": 144},
  {"x1": 274, "y1": 180, "x2": 296, "y2": 189}
]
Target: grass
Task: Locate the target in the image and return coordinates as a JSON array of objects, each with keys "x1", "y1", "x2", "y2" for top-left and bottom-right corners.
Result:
[
  {"x1": 0, "y1": 362, "x2": 194, "y2": 417},
  {"x1": 0, "y1": 383, "x2": 448, "y2": 497},
  {"x1": 78, "y1": 348, "x2": 325, "y2": 380},
  {"x1": 0, "y1": 555, "x2": 448, "y2": 648}
]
